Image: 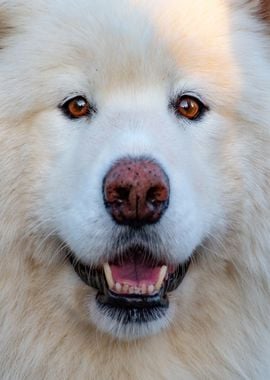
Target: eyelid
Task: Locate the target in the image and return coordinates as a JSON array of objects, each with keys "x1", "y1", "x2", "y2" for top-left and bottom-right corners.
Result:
[
  {"x1": 59, "y1": 93, "x2": 86, "y2": 108},
  {"x1": 176, "y1": 91, "x2": 208, "y2": 109}
]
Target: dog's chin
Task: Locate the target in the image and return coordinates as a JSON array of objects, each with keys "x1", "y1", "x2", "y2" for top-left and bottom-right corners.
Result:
[
  {"x1": 88, "y1": 294, "x2": 176, "y2": 340},
  {"x1": 67, "y1": 246, "x2": 191, "y2": 340}
]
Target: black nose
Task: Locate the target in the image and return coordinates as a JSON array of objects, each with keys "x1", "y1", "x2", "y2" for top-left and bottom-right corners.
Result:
[{"x1": 103, "y1": 158, "x2": 170, "y2": 226}]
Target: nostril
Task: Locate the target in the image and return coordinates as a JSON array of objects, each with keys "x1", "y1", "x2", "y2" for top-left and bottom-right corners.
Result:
[
  {"x1": 115, "y1": 187, "x2": 130, "y2": 203},
  {"x1": 147, "y1": 187, "x2": 159, "y2": 205},
  {"x1": 105, "y1": 185, "x2": 130, "y2": 205},
  {"x1": 146, "y1": 185, "x2": 169, "y2": 205},
  {"x1": 103, "y1": 158, "x2": 170, "y2": 226}
]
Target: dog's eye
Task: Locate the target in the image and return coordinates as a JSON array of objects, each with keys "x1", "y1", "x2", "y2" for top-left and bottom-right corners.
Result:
[
  {"x1": 61, "y1": 96, "x2": 92, "y2": 119},
  {"x1": 173, "y1": 95, "x2": 205, "y2": 120}
]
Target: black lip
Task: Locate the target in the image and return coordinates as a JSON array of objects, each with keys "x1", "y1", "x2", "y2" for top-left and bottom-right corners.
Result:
[
  {"x1": 97, "y1": 289, "x2": 169, "y2": 309},
  {"x1": 69, "y1": 252, "x2": 190, "y2": 312},
  {"x1": 96, "y1": 291, "x2": 169, "y2": 324}
]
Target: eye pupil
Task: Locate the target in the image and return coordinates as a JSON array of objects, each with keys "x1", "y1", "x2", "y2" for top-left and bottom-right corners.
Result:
[
  {"x1": 174, "y1": 95, "x2": 205, "y2": 120},
  {"x1": 69, "y1": 97, "x2": 88, "y2": 118},
  {"x1": 181, "y1": 99, "x2": 188, "y2": 107},
  {"x1": 75, "y1": 99, "x2": 86, "y2": 109},
  {"x1": 180, "y1": 99, "x2": 191, "y2": 110},
  {"x1": 61, "y1": 96, "x2": 92, "y2": 119}
]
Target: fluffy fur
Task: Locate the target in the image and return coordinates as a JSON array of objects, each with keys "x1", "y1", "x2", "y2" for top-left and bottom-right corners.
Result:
[{"x1": 0, "y1": 0, "x2": 270, "y2": 378}]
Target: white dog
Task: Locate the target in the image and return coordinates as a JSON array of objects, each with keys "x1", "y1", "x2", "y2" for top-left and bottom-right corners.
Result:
[{"x1": 0, "y1": 0, "x2": 270, "y2": 378}]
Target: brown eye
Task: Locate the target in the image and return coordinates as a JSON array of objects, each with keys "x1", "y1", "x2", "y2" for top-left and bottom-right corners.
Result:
[
  {"x1": 174, "y1": 95, "x2": 205, "y2": 120},
  {"x1": 61, "y1": 96, "x2": 92, "y2": 119}
]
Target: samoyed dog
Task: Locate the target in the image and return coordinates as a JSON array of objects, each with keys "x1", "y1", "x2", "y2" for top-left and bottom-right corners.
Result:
[{"x1": 0, "y1": 0, "x2": 270, "y2": 378}]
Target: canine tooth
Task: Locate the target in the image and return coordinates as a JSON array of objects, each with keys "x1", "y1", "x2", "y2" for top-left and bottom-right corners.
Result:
[
  {"x1": 115, "y1": 282, "x2": 122, "y2": 293},
  {"x1": 148, "y1": 285, "x2": 155, "y2": 294},
  {"x1": 155, "y1": 265, "x2": 168, "y2": 290},
  {"x1": 103, "y1": 263, "x2": 115, "y2": 289}
]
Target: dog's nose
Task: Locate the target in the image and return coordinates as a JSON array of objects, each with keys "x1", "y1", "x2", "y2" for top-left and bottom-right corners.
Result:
[{"x1": 103, "y1": 158, "x2": 170, "y2": 226}]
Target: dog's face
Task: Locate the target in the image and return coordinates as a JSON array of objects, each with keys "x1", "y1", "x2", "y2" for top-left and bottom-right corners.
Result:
[{"x1": 1, "y1": 0, "x2": 269, "y2": 339}]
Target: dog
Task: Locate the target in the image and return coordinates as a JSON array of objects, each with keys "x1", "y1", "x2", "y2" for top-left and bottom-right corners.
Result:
[{"x1": 0, "y1": 0, "x2": 270, "y2": 378}]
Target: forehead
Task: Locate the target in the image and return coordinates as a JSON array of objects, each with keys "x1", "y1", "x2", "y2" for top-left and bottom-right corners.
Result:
[
  {"x1": 10, "y1": 0, "x2": 239, "y2": 96},
  {"x1": 143, "y1": 0, "x2": 239, "y2": 87}
]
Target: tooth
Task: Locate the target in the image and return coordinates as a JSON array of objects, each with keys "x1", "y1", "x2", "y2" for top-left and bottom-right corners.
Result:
[
  {"x1": 155, "y1": 265, "x2": 168, "y2": 290},
  {"x1": 141, "y1": 284, "x2": 147, "y2": 295},
  {"x1": 103, "y1": 263, "x2": 115, "y2": 289},
  {"x1": 134, "y1": 287, "x2": 141, "y2": 295},
  {"x1": 148, "y1": 285, "x2": 155, "y2": 294},
  {"x1": 123, "y1": 284, "x2": 129, "y2": 294},
  {"x1": 129, "y1": 286, "x2": 135, "y2": 294},
  {"x1": 115, "y1": 282, "x2": 122, "y2": 293}
]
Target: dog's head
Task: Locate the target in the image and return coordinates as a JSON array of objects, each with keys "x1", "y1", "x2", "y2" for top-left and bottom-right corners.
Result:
[{"x1": 0, "y1": 0, "x2": 270, "y2": 340}]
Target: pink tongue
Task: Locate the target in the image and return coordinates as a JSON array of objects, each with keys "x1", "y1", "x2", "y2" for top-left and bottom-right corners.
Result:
[{"x1": 110, "y1": 263, "x2": 162, "y2": 286}]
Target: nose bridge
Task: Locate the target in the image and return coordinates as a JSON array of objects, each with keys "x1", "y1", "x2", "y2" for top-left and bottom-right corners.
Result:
[
  {"x1": 106, "y1": 103, "x2": 166, "y2": 157},
  {"x1": 113, "y1": 128, "x2": 154, "y2": 158},
  {"x1": 103, "y1": 157, "x2": 170, "y2": 227}
]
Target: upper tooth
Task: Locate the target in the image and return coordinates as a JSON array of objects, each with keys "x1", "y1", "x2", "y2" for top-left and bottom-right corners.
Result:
[
  {"x1": 155, "y1": 265, "x2": 168, "y2": 290},
  {"x1": 103, "y1": 263, "x2": 114, "y2": 289}
]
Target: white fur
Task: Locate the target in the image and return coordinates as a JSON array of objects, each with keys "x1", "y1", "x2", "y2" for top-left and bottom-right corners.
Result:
[{"x1": 0, "y1": 0, "x2": 270, "y2": 378}]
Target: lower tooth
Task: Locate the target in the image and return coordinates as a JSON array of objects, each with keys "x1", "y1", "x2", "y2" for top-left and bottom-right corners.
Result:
[
  {"x1": 115, "y1": 283, "x2": 122, "y2": 293},
  {"x1": 141, "y1": 284, "x2": 147, "y2": 295},
  {"x1": 148, "y1": 285, "x2": 155, "y2": 294},
  {"x1": 123, "y1": 284, "x2": 129, "y2": 293}
]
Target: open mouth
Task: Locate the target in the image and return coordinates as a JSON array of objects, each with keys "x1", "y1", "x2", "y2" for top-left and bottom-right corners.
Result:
[{"x1": 69, "y1": 247, "x2": 190, "y2": 324}]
